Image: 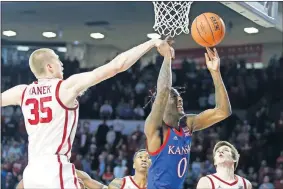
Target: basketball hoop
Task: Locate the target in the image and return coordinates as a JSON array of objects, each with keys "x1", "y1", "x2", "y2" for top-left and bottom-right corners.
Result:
[{"x1": 152, "y1": 1, "x2": 193, "y2": 37}]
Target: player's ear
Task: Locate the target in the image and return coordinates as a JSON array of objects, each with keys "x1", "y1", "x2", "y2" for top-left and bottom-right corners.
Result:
[
  {"x1": 133, "y1": 162, "x2": 136, "y2": 169},
  {"x1": 47, "y1": 63, "x2": 53, "y2": 72}
]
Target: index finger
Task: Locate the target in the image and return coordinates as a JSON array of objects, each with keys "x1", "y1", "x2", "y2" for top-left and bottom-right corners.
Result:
[
  {"x1": 206, "y1": 47, "x2": 214, "y2": 58},
  {"x1": 213, "y1": 48, "x2": 219, "y2": 58}
]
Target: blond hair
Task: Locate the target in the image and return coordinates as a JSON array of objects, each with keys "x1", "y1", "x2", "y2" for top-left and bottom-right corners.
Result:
[
  {"x1": 29, "y1": 48, "x2": 54, "y2": 77},
  {"x1": 213, "y1": 141, "x2": 240, "y2": 170}
]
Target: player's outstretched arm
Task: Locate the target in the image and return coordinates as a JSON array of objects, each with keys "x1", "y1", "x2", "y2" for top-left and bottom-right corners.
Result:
[
  {"x1": 196, "y1": 177, "x2": 211, "y2": 189},
  {"x1": 76, "y1": 170, "x2": 107, "y2": 189},
  {"x1": 108, "y1": 178, "x2": 124, "y2": 189},
  {"x1": 1, "y1": 84, "x2": 27, "y2": 107},
  {"x1": 144, "y1": 38, "x2": 174, "y2": 139},
  {"x1": 186, "y1": 47, "x2": 231, "y2": 132},
  {"x1": 62, "y1": 39, "x2": 163, "y2": 96}
]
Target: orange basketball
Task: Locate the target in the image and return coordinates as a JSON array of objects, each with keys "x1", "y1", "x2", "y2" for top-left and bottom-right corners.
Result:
[{"x1": 191, "y1": 12, "x2": 225, "y2": 47}]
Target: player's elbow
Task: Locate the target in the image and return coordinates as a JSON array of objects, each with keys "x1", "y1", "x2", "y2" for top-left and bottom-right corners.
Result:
[
  {"x1": 215, "y1": 108, "x2": 232, "y2": 119},
  {"x1": 112, "y1": 53, "x2": 128, "y2": 73}
]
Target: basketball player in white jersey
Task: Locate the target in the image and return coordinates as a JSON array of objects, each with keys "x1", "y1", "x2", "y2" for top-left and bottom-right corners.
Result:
[
  {"x1": 16, "y1": 169, "x2": 107, "y2": 189},
  {"x1": 17, "y1": 150, "x2": 150, "y2": 189},
  {"x1": 1, "y1": 38, "x2": 173, "y2": 189},
  {"x1": 108, "y1": 149, "x2": 150, "y2": 189},
  {"x1": 196, "y1": 141, "x2": 252, "y2": 189}
]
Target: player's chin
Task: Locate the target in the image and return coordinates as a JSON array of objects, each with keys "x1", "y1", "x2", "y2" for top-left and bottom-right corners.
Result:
[
  {"x1": 178, "y1": 109, "x2": 185, "y2": 115},
  {"x1": 140, "y1": 165, "x2": 149, "y2": 170}
]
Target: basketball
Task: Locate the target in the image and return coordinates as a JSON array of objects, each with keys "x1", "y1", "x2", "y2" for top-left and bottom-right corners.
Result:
[{"x1": 191, "y1": 12, "x2": 226, "y2": 47}]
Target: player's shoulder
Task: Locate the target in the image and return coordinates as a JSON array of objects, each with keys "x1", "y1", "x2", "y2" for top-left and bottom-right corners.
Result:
[
  {"x1": 108, "y1": 178, "x2": 125, "y2": 189},
  {"x1": 242, "y1": 177, "x2": 252, "y2": 189},
  {"x1": 13, "y1": 84, "x2": 28, "y2": 92},
  {"x1": 235, "y1": 175, "x2": 252, "y2": 189},
  {"x1": 196, "y1": 176, "x2": 211, "y2": 189}
]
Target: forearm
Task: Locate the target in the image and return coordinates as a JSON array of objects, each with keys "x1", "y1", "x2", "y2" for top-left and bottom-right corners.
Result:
[
  {"x1": 1, "y1": 85, "x2": 26, "y2": 107},
  {"x1": 118, "y1": 39, "x2": 157, "y2": 72},
  {"x1": 210, "y1": 71, "x2": 231, "y2": 114},
  {"x1": 145, "y1": 56, "x2": 172, "y2": 135},
  {"x1": 84, "y1": 179, "x2": 107, "y2": 189},
  {"x1": 157, "y1": 56, "x2": 172, "y2": 91}
]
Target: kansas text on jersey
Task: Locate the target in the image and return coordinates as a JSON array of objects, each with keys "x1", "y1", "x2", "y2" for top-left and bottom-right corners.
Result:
[{"x1": 147, "y1": 122, "x2": 192, "y2": 189}]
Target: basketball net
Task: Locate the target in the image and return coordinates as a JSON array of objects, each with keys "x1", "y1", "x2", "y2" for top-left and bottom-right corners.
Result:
[{"x1": 152, "y1": 1, "x2": 193, "y2": 37}]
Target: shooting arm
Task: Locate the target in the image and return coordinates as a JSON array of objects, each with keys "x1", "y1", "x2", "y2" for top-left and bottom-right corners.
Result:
[
  {"x1": 144, "y1": 56, "x2": 172, "y2": 138},
  {"x1": 1, "y1": 84, "x2": 27, "y2": 107},
  {"x1": 108, "y1": 178, "x2": 124, "y2": 189},
  {"x1": 187, "y1": 71, "x2": 231, "y2": 132},
  {"x1": 76, "y1": 170, "x2": 107, "y2": 189},
  {"x1": 63, "y1": 39, "x2": 158, "y2": 95}
]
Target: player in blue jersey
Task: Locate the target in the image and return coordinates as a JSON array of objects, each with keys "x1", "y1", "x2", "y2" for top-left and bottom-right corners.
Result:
[{"x1": 144, "y1": 46, "x2": 232, "y2": 189}]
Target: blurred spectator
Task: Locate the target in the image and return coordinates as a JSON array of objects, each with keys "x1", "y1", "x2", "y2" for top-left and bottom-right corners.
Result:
[
  {"x1": 135, "y1": 79, "x2": 146, "y2": 94},
  {"x1": 259, "y1": 176, "x2": 275, "y2": 189},
  {"x1": 95, "y1": 120, "x2": 109, "y2": 146},
  {"x1": 134, "y1": 105, "x2": 145, "y2": 119},
  {"x1": 113, "y1": 160, "x2": 127, "y2": 178},
  {"x1": 106, "y1": 126, "x2": 116, "y2": 147},
  {"x1": 100, "y1": 100, "x2": 113, "y2": 119},
  {"x1": 102, "y1": 166, "x2": 114, "y2": 185}
]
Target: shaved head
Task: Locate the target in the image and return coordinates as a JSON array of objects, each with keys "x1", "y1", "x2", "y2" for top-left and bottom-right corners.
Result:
[{"x1": 29, "y1": 48, "x2": 63, "y2": 79}]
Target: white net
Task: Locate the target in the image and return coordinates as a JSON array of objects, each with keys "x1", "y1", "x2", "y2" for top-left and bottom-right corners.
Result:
[{"x1": 152, "y1": 1, "x2": 193, "y2": 37}]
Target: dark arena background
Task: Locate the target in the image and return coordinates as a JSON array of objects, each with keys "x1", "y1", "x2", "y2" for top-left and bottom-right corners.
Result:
[{"x1": 1, "y1": 1, "x2": 283, "y2": 189}]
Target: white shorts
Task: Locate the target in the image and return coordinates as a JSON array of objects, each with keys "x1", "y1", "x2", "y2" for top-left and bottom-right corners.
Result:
[{"x1": 23, "y1": 155, "x2": 80, "y2": 189}]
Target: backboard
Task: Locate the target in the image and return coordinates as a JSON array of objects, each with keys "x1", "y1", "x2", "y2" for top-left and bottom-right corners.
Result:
[{"x1": 222, "y1": 1, "x2": 282, "y2": 31}]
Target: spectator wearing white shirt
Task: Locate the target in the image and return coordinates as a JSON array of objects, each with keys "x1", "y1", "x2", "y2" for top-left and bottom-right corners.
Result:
[{"x1": 100, "y1": 100, "x2": 113, "y2": 119}]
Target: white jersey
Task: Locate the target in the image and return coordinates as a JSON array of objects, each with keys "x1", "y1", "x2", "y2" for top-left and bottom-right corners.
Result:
[
  {"x1": 21, "y1": 78, "x2": 79, "y2": 161},
  {"x1": 206, "y1": 174, "x2": 248, "y2": 189},
  {"x1": 121, "y1": 176, "x2": 146, "y2": 189}
]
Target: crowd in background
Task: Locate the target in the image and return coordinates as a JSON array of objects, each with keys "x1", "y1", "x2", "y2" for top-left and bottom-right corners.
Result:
[{"x1": 1, "y1": 52, "x2": 283, "y2": 189}]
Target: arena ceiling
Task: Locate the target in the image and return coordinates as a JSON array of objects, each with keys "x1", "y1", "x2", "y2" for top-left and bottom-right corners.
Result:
[{"x1": 1, "y1": 1, "x2": 282, "y2": 50}]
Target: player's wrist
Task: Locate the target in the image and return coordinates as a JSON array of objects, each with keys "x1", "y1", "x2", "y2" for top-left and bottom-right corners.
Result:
[{"x1": 152, "y1": 39, "x2": 163, "y2": 47}]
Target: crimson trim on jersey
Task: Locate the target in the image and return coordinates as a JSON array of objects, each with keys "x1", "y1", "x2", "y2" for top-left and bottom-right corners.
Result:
[
  {"x1": 56, "y1": 110, "x2": 69, "y2": 154},
  {"x1": 57, "y1": 155, "x2": 64, "y2": 189},
  {"x1": 72, "y1": 164, "x2": 79, "y2": 189},
  {"x1": 173, "y1": 128, "x2": 183, "y2": 136},
  {"x1": 164, "y1": 122, "x2": 183, "y2": 137},
  {"x1": 147, "y1": 128, "x2": 170, "y2": 156},
  {"x1": 129, "y1": 176, "x2": 146, "y2": 189},
  {"x1": 65, "y1": 110, "x2": 77, "y2": 157},
  {"x1": 212, "y1": 174, "x2": 239, "y2": 186},
  {"x1": 55, "y1": 80, "x2": 78, "y2": 110},
  {"x1": 206, "y1": 176, "x2": 215, "y2": 189},
  {"x1": 121, "y1": 178, "x2": 126, "y2": 189},
  {"x1": 21, "y1": 88, "x2": 27, "y2": 107},
  {"x1": 242, "y1": 177, "x2": 247, "y2": 189}
]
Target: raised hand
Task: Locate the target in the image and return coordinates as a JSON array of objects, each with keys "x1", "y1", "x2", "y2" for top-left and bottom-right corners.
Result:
[
  {"x1": 156, "y1": 36, "x2": 175, "y2": 59},
  {"x1": 205, "y1": 47, "x2": 220, "y2": 72}
]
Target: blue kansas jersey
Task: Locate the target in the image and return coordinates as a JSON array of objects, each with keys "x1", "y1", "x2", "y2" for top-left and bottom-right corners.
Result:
[{"x1": 147, "y1": 124, "x2": 192, "y2": 189}]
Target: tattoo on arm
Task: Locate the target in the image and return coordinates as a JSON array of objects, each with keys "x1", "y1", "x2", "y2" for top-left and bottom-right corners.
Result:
[{"x1": 145, "y1": 57, "x2": 172, "y2": 135}]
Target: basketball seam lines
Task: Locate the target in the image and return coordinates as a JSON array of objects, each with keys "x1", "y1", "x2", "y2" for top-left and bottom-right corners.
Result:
[
  {"x1": 203, "y1": 14, "x2": 216, "y2": 45},
  {"x1": 195, "y1": 18, "x2": 212, "y2": 47}
]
